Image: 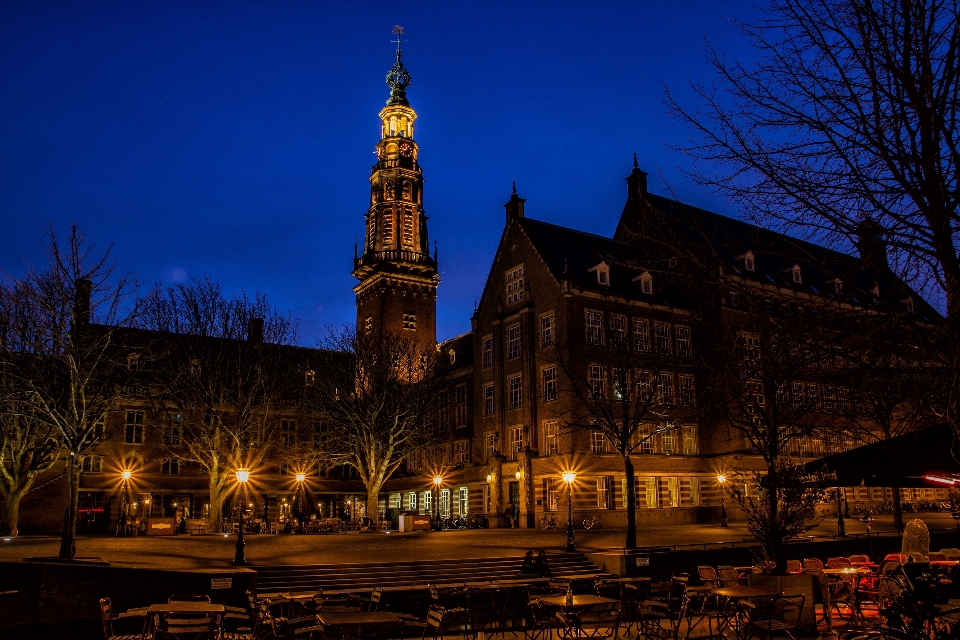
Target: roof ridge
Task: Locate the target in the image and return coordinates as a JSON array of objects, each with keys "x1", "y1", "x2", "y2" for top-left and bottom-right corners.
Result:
[{"x1": 519, "y1": 216, "x2": 628, "y2": 246}]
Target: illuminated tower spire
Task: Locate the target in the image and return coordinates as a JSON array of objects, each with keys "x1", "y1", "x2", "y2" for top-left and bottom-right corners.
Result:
[{"x1": 353, "y1": 27, "x2": 438, "y2": 349}]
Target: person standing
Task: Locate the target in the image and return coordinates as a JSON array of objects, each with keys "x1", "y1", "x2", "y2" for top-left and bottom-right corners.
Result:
[{"x1": 504, "y1": 503, "x2": 515, "y2": 528}]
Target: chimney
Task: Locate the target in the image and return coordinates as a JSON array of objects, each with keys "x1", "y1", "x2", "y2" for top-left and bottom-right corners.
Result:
[
  {"x1": 73, "y1": 278, "x2": 92, "y2": 327},
  {"x1": 504, "y1": 182, "x2": 526, "y2": 224},
  {"x1": 248, "y1": 317, "x2": 264, "y2": 344},
  {"x1": 626, "y1": 153, "x2": 648, "y2": 201},
  {"x1": 856, "y1": 218, "x2": 888, "y2": 269}
]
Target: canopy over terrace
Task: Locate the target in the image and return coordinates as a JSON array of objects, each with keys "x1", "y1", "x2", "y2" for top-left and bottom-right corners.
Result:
[{"x1": 803, "y1": 423, "x2": 960, "y2": 488}]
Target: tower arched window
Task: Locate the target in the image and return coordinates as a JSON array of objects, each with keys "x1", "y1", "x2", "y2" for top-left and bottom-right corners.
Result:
[{"x1": 402, "y1": 181, "x2": 412, "y2": 201}]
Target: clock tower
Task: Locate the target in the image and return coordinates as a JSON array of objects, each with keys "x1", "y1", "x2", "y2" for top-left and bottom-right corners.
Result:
[{"x1": 353, "y1": 27, "x2": 438, "y2": 351}]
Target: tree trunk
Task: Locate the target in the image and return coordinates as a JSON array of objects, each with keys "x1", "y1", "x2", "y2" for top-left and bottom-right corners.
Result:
[
  {"x1": 2, "y1": 492, "x2": 22, "y2": 537},
  {"x1": 207, "y1": 476, "x2": 225, "y2": 533},
  {"x1": 767, "y1": 464, "x2": 786, "y2": 575},
  {"x1": 58, "y1": 455, "x2": 79, "y2": 560},
  {"x1": 367, "y1": 483, "x2": 382, "y2": 523},
  {"x1": 623, "y1": 456, "x2": 637, "y2": 549},
  {"x1": 891, "y1": 487, "x2": 903, "y2": 531}
]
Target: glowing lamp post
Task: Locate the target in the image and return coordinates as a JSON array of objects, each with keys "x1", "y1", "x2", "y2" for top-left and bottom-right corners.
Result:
[
  {"x1": 295, "y1": 472, "x2": 306, "y2": 532},
  {"x1": 562, "y1": 471, "x2": 577, "y2": 552},
  {"x1": 119, "y1": 470, "x2": 132, "y2": 536},
  {"x1": 121, "y1": 470, "x2": 132, "y2": 481},
  {"x1": 717, "y1": 474, "x2": 728, "y2": 527},
  {"x1": 860, "y1": 514, "x2": 874, "y2": 560},
  {"x1": 433, "y1": 476, "x2": 443, "y2": 530},
  {"x1": 233, "y1": 469, "x2": 250, "y2": 566}
]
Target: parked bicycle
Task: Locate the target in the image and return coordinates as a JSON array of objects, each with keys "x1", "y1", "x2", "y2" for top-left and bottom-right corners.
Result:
[
  {"x1": 582, "y1": 515, "x2": 601, "y2": 529},
  {"x1": 468, "y1": 514, "x2": 489, "y2": 528},
  {"x1": 538, "y1": 514, "x2": 561, "y2": 529}
]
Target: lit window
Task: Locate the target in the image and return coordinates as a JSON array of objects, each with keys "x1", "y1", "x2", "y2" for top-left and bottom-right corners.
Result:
[
  {"x1": 655, "y1": 322, "x2": 671, "y2": 354},
  {"x1": 402, "y1": 313, "x2": 416, "y2": 330},
  {"x1": 675, "y1": 326, "x2": 691, "y2": 357},
  {"x1": 541, "y1": 367, "x2": 557, "y2": 402},
  {"x1": 635, "y1": 272, "x2": 653, "y2": 294},
  {"x1": 661, "y1": 431, "x2": 676, "y2": 455},
  {"x1": 458, "y1": 487, "x2": 468, "y2": 516},
  {"x1": 597, "y1": 476, "x2": 612, "y2": 508},
  {"x1": 505, "y1": 265, "x2": 525, "y2": 305},
  {"x1": 686, "y1": 477, "x2": 701, "y2": 506},
  {"x1": 482, "y1": 335, "x2": 494, "y2": 369},
  {"x1": 645, "y1": 477, "x2": 658, "y2": 508},
  {"x1": 540, "y1": 313, "x2": 554, "y2": 348},
  {"x1": 483, "y1": 384, "x2": 495, "y2": 416},
  {"x1": 455, "y1": 384, "x2": 468, "y2": 426},
  {"x1": 510, "y1": 426, "x2": 524, "y2": 460},
  {"x1": 588, "y1": 364, "x2": 605, "y2": 399},
  {"x1": 507, "y1": 324, "x2": 521, "y2": 359},
  {"x1": 610, "y1": 314, "x2": 626, "y2": 348},
  {"x1": 585, "y1": 311, "x2": 603, "y2": 346},
  {"x1": 633, "y1": 318, "x2": 649, "y2": 352},
  {"x1": 484, "y1": 431, "x2": 500, "y2": 458},
  {"x1": 280, "y1": 420, "x2": 297, "y2": 449},
  {"x1": 545, "y1": 478, "x2": 559, "y2": 512},
  {"x1": 637, "y1": 425, "x2": 654, "y2": 454},
  {"x1": 125, "y1": 411, "x2": 144, "y2": 444},
  {"x1": 509, "y1": 375, "x2": 522, "y2": 410},
  {"x1": 543, "y1": 421, "x2": 559, "y2": 455},
  {"x1": 665, "y1": 477, "x2": 679, "y2": 507},
  {"x1": 681, "y1": 425, "x2": 698, "y2": 455},
  {"x1": 678, "y1": 375, "x2": 695, "y2": 407}
]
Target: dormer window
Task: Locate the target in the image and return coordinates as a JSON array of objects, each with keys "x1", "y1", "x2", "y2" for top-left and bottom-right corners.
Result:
[
  {"x1": 448, "y1": 349, "x2": 457, "y2": 365},
  {"x1": 589, "y1": 262, "x2": 610, "y2": 286},
  {"x1": 633, "y1": 271, "x2": 654, "y2": 295},
  {"x1": 871, "y1": 284, "x2": 880, "y2": 298},
  {"x1": 668, "y1": 256, "x2": 678, "y2": 269},
  {"x1": 791, "y1": 265, "x2": 802, "y2": 284},
  {"x1": 126, "y1": 353, "x2": 140, "y2": 370},
  {"x1": 305, "y1": 369, "x2": 316, "y2": 385},
  {"x1": 828, "y1": 278, "x2": 842, "y2": 294},
  {"x1": 901, "y1": 297, "x2": 915, "y2": 313},
  {"x1": 738, "y1": 251, "x2": 755, "y2": 272}
]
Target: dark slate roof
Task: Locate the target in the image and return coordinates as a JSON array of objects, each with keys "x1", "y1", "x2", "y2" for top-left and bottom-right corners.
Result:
[
  {"x1": 440, "y1": 331, "x2": 473, "y2": 371},
  {"x1": 517, "y1": 217, "x2": 691, "y2": 308},
  {"x1": 636, "y1": 192, "x2": 941, "y2": 320}
]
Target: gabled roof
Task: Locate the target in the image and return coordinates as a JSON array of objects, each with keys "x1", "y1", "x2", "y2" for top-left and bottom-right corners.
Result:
[
  {"x1": 516, "y1": 217, "x2": 690, "y2": 308},
  {"x1": 619, "y1": 191, "x2": 940, "y2": 321}
]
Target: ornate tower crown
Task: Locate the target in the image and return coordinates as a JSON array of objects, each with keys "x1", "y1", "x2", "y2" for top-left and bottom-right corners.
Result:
[
  {"x1": 353, "y1": 26, "x2": 438, "y2": 350},
  {"x1": 386, "y1": 25, "x2": 411, "y2": 106}
]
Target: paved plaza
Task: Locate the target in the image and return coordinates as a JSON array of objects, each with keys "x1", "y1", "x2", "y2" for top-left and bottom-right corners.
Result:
[{"x1": 1, "y1": 512, "x2": 955, "y2": 571}]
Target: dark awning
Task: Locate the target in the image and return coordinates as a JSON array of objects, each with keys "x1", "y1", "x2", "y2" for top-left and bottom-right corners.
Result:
[{"x1": 803, "y1": 423, "x2": 960, "y2": 488}]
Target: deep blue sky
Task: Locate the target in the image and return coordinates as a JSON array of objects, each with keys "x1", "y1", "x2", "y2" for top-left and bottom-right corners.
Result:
[{"x1": 1, "y1": 1, "x2": 765, "y2": 344}]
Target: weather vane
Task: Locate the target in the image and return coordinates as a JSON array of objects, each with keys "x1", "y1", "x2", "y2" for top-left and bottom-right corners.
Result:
[{"x1": 392, "y1": 25, "x2": 404, "y2": 56}]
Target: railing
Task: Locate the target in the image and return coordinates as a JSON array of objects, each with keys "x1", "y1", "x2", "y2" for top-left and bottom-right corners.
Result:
[
  {"x1": 355, "y1": 250, "x2": 436, "y2": 269},
  {"x1": 629, "y1": 526, "x2": 937, "y2": 553}
]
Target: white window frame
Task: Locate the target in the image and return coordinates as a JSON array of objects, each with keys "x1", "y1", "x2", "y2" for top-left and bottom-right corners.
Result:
[
  {"x1": 483, "y1": 383, "x2": 495, "y2": 416},
  {"x1": 597, "y1": 476, "x2": 611, "y2": 509},
  {"x1": 482, "y1": 335, "x2": 494, "y2": 369},
  {"x1": 509, "y1": 375, "x2": 522, "y2": 410},
  {"x1": 585, "y1": 311, "x2": 603, "y2": 346},
  {"x1": 540, "y1": 313, "x2": 554, "y2": 349},
  {"x1": 507, "y1": 324, "x2": 522, "y2": 359},
  {"x1": 675, "y1": 326, "x2": 692, "y2": 358},
  {"x1": 633, "y1": 318, "x2": 649, "y2": 352},
  {"x1": 543, "y1": 421, "x2": 559, "y2": 455},
  {"x1": 542, "y1": 366, "x2": 557, "y2": 402}
]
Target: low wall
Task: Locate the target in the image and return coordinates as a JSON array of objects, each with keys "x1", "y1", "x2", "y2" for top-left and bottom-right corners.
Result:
[{"x1": 0, "y1": 560, "x2": 255, "y2": 629}]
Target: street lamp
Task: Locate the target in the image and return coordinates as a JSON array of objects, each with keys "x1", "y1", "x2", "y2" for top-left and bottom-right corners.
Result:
[
  {"x1": 295, "y1": 472, "x2": 306, "y2": 532},
  {"x1": 860, "y1": 514, "x2": 874, "y2": 560},
  {"x1": 433, "y1": 476, "x2": 443, "y2": 530},
  {"x1": 717, "y1": 474, "x2": 728, "y2": 527},
  {"x1": 836, "y1": 488, "x2": 847, "y2": 537},
  {"x1": 119, "y1": 470, "x2": 132, "y2": 536},
  {"x1": 562, "y1": 471, "x2": 577, "y2": 552},
  {"x1": 233, "y1": 468, "x2": 250, "y2": 566}
]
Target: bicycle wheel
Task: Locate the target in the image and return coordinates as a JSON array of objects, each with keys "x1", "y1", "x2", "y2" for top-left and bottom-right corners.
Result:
[{"x1": 838, "y1": 627, "x2": 917, "y2": 640}]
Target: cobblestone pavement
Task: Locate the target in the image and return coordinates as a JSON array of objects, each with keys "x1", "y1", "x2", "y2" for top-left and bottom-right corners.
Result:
[{"x1": 1, "y1": 512, "x2": 955, "y2": 571}]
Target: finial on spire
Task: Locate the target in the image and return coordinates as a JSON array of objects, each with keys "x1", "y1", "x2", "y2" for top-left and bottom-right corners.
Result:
[
  {"x1": 633, "y1": 152, "x2": 638, "y2": 169},
  {"x1": 386, "y1": 26, "x2": 411, "y2": 106},
  {"x1": 512, "y1": 181, "x2": 517, "y2": 196}
]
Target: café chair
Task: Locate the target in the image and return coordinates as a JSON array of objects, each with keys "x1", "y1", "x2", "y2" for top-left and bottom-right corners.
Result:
[
  {"x1": 827, "y1": 557, "x2": 852, "y2": 569},
  {"x1": 99, "y1": 597, "x2": 153, "y2": 640},
  {"x1": 743, "y1": 594, "x2": 804, "y2": 640},
  {"x1": 785, "y1": 561, "x2": 802, "y2": 575},
  {"x1": 802, "y1": 559, "x2": 824, "y2": 571}
]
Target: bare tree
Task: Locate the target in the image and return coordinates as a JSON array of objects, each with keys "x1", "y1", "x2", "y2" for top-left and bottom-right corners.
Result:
[
  {"x1": 547, "y1": 304, "x2": 700, "y2": 549},
  {"x1": 0, "y1": 225, "x2": 144, "y2": 558},
  {"x1": 311, "y1": 327, "x2": 445, "y2": 520},
  {"x1": 665, "y1": 0, "x2": 960, "y2": 421},
  {"x1": 143, "y1": 276, "x2": 303, "y2": 532},
  {"x1": 701, "y1": 308, "x2": 832, "y2": 572},
  {"x1": 0, "y1": 362, "x2": 63, "y2": 536}
]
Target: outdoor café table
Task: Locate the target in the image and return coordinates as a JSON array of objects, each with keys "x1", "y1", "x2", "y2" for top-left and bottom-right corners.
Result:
[
  {"x1": 533, "y1": 595, "x2": 618, "y2": 611},
  {"x1": 316, "y1": 610, "x2": 402, "y2": 640}
]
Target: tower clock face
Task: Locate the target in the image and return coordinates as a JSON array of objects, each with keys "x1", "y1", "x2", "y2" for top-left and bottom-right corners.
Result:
[{"x1": 399, "y1": 142, "x2": 413, "y2": 157}]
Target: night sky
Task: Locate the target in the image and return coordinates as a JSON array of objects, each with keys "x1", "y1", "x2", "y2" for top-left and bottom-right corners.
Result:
[{"x1": 1, "y1": 1, "x2": 765, "y2": 344}]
